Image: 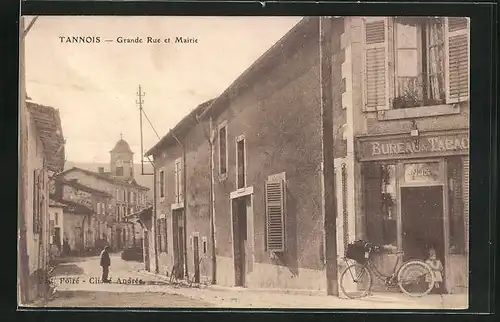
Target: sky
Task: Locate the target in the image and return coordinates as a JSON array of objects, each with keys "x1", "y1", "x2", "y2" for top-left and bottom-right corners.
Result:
[{"x1": 25, "y1": 16, "x2": 302, "y2": 163}]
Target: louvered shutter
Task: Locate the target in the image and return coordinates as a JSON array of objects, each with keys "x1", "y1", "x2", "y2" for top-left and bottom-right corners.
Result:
[
  {"x1": 265, "y1": 180, "x2": 285, "y2": 252},
  {"x1": 363, "y1": 17, "x2": 390, "y2": 111},
  {"x1": 462, "y1": 156, "x2": 469, "y2": 252},
  {"x1": 445, "y1": 17, "x2": 470, "y2": 104}
]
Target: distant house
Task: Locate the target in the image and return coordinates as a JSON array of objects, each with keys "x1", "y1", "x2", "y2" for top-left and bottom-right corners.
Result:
[
  {"x1": 56, "y1": 137, "x2": 150, "y2": 251},
  {"x1": 49, "y1": 177, "x2": 114, "y2": 254}
]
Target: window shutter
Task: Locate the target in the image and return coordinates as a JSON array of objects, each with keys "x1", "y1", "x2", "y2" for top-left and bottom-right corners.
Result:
[
  {"x1": 363, "y1": 17, "x2": 390, "y2": 111},
  {"x1": 265, "y1": 180, "x2": 285, "y2": 252},
  {"x1": 462, "y1": 156, "x2": 469, "y2": 252},
  {"x1": 445, "y1": 17, "x2": 469, "y2": 104}
]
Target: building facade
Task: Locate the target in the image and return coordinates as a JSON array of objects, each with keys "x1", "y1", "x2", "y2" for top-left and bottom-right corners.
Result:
[
  {"x1": 340, "y1": 16, "x2": 470, "y2": 294},
  {"x1": 19, "y1": 101, "x2": 66, "y2": 303},
  {"x1": 56, "y1": 138, "x2": 149, "y2": 251},
  {"x1": 145, "y1": 17, "x2": 347, "y2": 291},
  {"x1": 144, "y1": 16, "x2": 469, "y2": 294}
]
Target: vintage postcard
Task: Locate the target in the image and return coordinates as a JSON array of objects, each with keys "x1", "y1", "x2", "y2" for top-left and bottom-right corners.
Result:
[{"x1": 18, "y1": 15, "x2": 470, "y2": 309}]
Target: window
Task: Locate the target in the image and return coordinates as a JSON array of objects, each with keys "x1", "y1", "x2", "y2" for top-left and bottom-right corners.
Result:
[
  {"x1": 218, "y1": 123, "x2": 228, "y2": 176},
  {"x1": 265, "y1": 179, "x2": 285, "y2": 252},
  {"x1": 363, "y1": 17, "x2": 469, "y2": 111},
  {"x1": 363, "y1": 163, "x2": 397, "y2": 247},
  {"x1": 174, "y1": 159, "x2": 183, "y2": 203},
  {"x1": 55, "y1": 213, "x2": 59, "y2": 225},
  {"x1": 156, "y1": 218, "x2": 168, "y2": 253},
  {"x1": 122, "y1": 189, "x2": 126, "y2": 202},
  {"x1": 236, "y1": 137, "x2": 246, "y2": 189},
  {"x1": 116, "y1": 166, "x2": 124, "y2": 176},
  {"x1": 115, "y1": 188, "x2": 119, "y2": 200},
  {"x1": 159, "y1": 169, "x2": 165, "y2": 199}
]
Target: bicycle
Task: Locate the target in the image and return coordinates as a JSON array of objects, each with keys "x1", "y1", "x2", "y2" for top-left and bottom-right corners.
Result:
[{"x1": 339, "y1": 240, "x2": 435, "y2": 299}]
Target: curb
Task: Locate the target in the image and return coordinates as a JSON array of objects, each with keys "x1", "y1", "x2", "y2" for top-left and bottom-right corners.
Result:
[{"x1": 137, "y1": 270, "x2": 326, "y2": 297}]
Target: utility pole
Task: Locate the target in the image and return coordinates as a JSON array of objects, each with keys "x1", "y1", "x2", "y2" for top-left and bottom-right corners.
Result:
[
  {"x1": 136, "y1": 85, "x2": 158, "y2": 274},
  {"x1": 319, "y1": 16, "x2": 339, "y2": 296}
]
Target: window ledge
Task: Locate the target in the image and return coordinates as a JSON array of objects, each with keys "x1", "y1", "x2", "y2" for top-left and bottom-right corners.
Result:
[
  {"x1": 171, "y1": 202, "x2": 184, "y2": 210},
  {"x1": 377, "y1": 104, "x2": 460, "y2": 121},
  {"x1": 230, "y1": 186, "x2": 254, "y2": 199}
]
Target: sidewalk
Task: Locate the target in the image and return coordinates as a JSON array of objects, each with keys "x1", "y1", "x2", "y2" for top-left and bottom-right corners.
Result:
[{"x1": 136, "y1": 270, "x2": 469, "y2": 310}]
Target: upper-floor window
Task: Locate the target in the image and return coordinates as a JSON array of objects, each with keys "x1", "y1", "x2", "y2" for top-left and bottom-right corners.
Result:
[
  {"x1": 236, "y1": 136, "x2": 246, "y2": 189},
  {"x1": 115, "y1": 188, "x2": 120, "y2": 201},
  {"x1": 363, "y1": 17, "x2": 469, "y2": 111},
  {"x1": 116, "y1": 166, "x2": 124, "y2": 176},
  {"x1": 174, "y1": 158, "x2": 183, "y2": 203},
  {"x1": 218, "y1": 123, "x2": 228, "y2": 177},
  {"x1": 159, "y1": 169, "x2": 165, "y2": 199},
  {"x1": 55, "y1": 213, "x2": 59, "y2": 225},
  {"x1": 122, "y1": 189, "x2": 126, "y2": 202}
]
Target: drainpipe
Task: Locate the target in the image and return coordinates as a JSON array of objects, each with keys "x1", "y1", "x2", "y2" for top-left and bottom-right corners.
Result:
[
  {"x1": 152, "y1": 160, "x2": 159, "y2": 274},
  {"x1": 196, "y1": 115, "x2": 217, "y2": 284},
  {"x1": 171, "y1": 132, "x2": 188, "y2": 279}
]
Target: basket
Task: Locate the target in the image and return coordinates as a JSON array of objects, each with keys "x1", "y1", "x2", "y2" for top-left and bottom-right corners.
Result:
[{"x1": 345, "y1": 241, "x2": 369, "y2": 264}]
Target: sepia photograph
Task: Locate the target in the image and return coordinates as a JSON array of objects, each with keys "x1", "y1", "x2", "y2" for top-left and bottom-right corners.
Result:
[{"x1": 18, "y1": 15, "x2": 470, "y2": 310}]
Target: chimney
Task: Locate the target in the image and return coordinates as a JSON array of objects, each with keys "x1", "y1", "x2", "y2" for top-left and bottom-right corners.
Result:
[{"x1": 98, "y1": 167, "x2": 104, "y2": 174}]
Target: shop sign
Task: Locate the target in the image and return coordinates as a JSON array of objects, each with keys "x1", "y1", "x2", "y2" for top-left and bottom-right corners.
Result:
[
  {"x1": 357, "y1": 132, "x2": 469, "y2": 161},
  {"x1": 404, "y1": 162, "x2": 441, "y2": 184}
]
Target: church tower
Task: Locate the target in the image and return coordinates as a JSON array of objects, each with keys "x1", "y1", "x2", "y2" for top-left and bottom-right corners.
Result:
[{"x1": 110, "y1": 134, "x2": 134, "y2": 179}]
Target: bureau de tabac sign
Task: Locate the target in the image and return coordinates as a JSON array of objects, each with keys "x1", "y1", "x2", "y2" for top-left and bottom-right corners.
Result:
[{"x1": 356, "y1": 131, "x2": 469, "y2": 161}]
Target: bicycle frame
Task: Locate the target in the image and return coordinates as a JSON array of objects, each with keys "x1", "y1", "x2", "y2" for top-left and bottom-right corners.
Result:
[{"x1": 344, "y1": 248, "x2": 403, "y2": 288}]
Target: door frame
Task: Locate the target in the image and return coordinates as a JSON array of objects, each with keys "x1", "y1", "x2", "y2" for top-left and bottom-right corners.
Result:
[
  {"x1": 229, "y1": 194, "x2": 254, "y2": 287},
  {"x1": 396, "y1": 158, "x2": 450, "y2": 292}
]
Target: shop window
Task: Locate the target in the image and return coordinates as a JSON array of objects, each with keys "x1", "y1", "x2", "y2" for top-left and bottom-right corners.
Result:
[
  {"x1": 448, "y1": 157, "x2": 465, "y2": 254},
  {"x1": 363, "y1": 163, "x2": 397, "y2": 247}
]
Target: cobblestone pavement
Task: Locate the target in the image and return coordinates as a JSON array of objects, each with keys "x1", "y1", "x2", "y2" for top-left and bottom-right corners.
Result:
[
  {"x1": 40, "y1": 254, "x2": 468, "y2": 310},
  {"x1": 40, "y1": 253, "x2": 213, "y2": 308}
]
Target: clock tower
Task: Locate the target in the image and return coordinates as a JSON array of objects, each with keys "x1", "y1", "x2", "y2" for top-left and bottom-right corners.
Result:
[{"x1": 110, "y1": 133, "x2": 134, "y2": 179}]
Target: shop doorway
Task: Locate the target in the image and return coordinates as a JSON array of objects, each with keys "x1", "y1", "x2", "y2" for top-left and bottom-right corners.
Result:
[
  {"x1": 172, "y1": 209, "x2": 186, "y2": 279},
  {"x1": 232, "y1": 197, "x2": 248, "y2": 287},
  {"x1": 401, "y1": 186, "x2": 445, "y2": 264}
]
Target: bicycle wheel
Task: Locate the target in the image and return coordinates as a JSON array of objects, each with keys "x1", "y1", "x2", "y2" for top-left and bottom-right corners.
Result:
[
  {"x1": 340, "y1": 262, "x2": 372, "y2": 299},
  {"x1": 397, "y1": 260, "x2": 435, "y2": 297}
]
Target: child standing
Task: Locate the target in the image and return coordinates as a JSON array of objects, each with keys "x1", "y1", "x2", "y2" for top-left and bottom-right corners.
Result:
[{"x1": 425, "y1": 247, "x2": 444, "y2": 293}]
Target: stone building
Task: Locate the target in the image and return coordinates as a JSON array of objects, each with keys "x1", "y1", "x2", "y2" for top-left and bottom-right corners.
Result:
[
  {"x1": 144, "y1": 16, "x2": 469, "y2": 294},
  {"x1": 56, "y1": 137, "x2": 150, "y2": 251},
  {"x1": 19, "y1": 100, "x2": 65, "y2": 303},
  {"x1": 341, "y1": 16, "x2": 469, "y2": 294}
]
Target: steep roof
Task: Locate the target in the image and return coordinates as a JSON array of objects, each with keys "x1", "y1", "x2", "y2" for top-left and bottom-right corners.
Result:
[
  {"x1": 56, "y1": 167, "x2": 150, "y2": 191},
  {"x1": 110, "y1": 138, "x2": 134, "y2": 154},
  {"x1": 27, "y1": 101, "x2": 66, "y2": 172},
  {"x1": 199, "y1": 17, "x2": 321, "y2": 120},
  {"x1": 145, "y1": 99, "x2": 215, "y2": 157},
  {"x1": 49, "y1": 195, "x2": 93, "y2": 214},
  {"x1": 54, "y1": 177, "x2": 113, "y2": 197}
]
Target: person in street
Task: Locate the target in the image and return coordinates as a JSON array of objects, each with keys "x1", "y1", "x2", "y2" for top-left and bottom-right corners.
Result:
[
  {"x1": 100, "y1": 246, "x2": 111, "y2": 283},
  {"x1": 425, "y1": 247, "x2": 444, "y2": 293}
]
